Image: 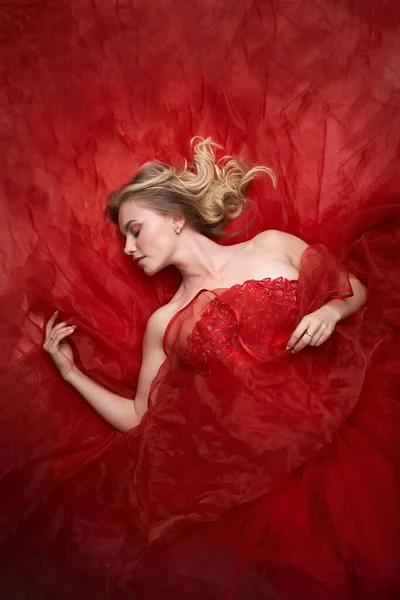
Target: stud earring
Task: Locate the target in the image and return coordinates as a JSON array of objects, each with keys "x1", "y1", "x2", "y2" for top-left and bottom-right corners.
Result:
[{"x1": 175, "y1": 227, "x2": 181, "y2": 234}]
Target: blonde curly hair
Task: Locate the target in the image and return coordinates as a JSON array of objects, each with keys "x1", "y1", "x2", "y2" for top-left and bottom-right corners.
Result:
[{"x1": 105, "y1": 137, "x2": 276, "y2": 237}]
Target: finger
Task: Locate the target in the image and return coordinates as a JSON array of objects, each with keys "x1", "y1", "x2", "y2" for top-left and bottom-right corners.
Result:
[
  {"x1": 294, "y1": 324, "x2": 333, "y2": 351},
  {"x1": 314, "y1": 330, "x2": 333, "y2": 347},
  {"x1": 309, "y1": 324, "x2": 333, "y2": 346},
  {"x1": 291, "y1": 328, "x2": 317, "y2": 353},
  {"x1": 48, "y1": 326, "x2": 76, "y2": 343},
  {"x1": 286, "y1": 320, "x2": 311, "y2": 349},
  {"x1": 51, "y1": 325, "x2": 76, "y2": 338},
  {"x1": 48, "y1": 321, "x2": 69, "y2": 337},
  {"x1": 307, "y1": 330, "x2": 324, "y2": 346},
  {"x1": 44, "y1": 327, "x2": 75, "y2": 351},
  {"x1": 48, "y1": 322, "x2": 78, "y2": 343},
  {"x1": 46, "y1": 323, "x2": 67, "y2": 345},
  {"x1": 45, "y1": 311, "x2": 59, "y2": 337},
  {"x1": 286, "y1": 331, "x2": 301, "y2": 349},
  {"x1": 290, "y1": 337, "x2": 310, "y2": 353}
]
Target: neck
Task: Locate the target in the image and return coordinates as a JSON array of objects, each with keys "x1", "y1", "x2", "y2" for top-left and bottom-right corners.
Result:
[{"x1": 171, "y1": 230, "x2": 234, "y2": 289}]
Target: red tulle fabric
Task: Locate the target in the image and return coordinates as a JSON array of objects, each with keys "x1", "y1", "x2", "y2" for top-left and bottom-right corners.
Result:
[{"x1": 1, "y1": 1, "x2": 400, "y2": 599}]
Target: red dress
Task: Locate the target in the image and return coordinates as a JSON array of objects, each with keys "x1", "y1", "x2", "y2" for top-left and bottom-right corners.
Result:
[
  {"x1": 1, "y1": 1, "x2": 400, "y2": 598},
  {"x1": 3, "y1": 244, "x2": 399, "y2": 600}
]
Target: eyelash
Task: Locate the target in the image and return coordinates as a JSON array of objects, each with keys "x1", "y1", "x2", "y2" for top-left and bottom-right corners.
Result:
[{"x1": 130, "y1": 230, "x2": 140, "y2": 239}]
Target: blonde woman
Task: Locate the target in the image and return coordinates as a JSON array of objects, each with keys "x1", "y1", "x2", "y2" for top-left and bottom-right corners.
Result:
[{"x1": 42, "y1": 138, "x2": 399, "y2": 599}]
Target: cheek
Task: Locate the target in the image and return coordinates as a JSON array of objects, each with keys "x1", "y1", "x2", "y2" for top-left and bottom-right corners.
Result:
[
  {"x1": 137, "y1": 227, "x2": 157, "y2": 249},
  {"x1": 136, "y1": 232, "x2": 148, "y2": 249},
  {"x1": 140, "y1": 227, "x2": 172, "y2": 255}
]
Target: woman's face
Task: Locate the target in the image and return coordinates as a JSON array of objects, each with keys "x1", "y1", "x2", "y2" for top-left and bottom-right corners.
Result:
[{"x1": 118, "y1": 200, "x2": 181, "y2": 275}]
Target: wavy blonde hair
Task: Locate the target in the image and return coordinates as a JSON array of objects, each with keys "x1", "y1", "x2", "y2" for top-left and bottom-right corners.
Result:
[{"x1": 105, "y1": 137, "x2": 276, "y2": 237}]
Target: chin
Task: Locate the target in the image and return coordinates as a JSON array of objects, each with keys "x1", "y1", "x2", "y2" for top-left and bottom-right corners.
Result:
[
  {"x1": 141, "y1": 262, "x2": 158, "y2": 277},
  {"x1": 141, "y1": 257, "x2": 169, "y2": 277}
]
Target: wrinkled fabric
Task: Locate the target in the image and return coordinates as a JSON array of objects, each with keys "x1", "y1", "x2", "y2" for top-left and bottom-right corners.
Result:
[
  {"x1": 135, "y1": 245, "x2": 360, "y2": 534},
  {"x1": 1, "y1": 0, "x2": 400, "y2": 599}
]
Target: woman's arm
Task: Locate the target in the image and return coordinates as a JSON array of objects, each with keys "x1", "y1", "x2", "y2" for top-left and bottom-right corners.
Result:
[
  {"x1": 281, "y1": 231, "x2": 367, "y2": 319},
  {"x1": 287, "y1": 276, "x2": 366, "y2": 353},
  {"x1": 43, "y1": 311, "x2": 165, "y2": 432},
  {"x1": 324, "y1": 274, "x2": 367, "y2": 321},
  {"x1": 64, "y1": 367, "x2": 139, "y2": 432},
  {"x1": 270, "y1": 230, "x2": 367, "y2": 352},
  {"x1": 63, "y1": 311, "x2": 167, "y2": 432}
]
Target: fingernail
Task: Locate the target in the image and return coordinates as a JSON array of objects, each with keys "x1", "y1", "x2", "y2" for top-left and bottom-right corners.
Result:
[{"x1": 54, "y1": 310, "x2": 59, "y2": 315}]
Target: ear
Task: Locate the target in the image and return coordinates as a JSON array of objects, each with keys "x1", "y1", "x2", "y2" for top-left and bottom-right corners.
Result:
[{"x1": 172, "y1": 215, "x2": 186, "y2": 232}]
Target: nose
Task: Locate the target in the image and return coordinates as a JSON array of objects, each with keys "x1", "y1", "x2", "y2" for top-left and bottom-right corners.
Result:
[{"x1": 124, "y1": 236, "x2": 136, "y2": 256}]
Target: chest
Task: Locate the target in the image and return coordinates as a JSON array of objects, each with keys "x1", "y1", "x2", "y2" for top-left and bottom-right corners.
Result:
[
  {"x1": 163, "y1": 258, "x2": 299, "y2": 331},
  {"x1": 168, "y1": 278, "x2": 299, "y2": 370}
]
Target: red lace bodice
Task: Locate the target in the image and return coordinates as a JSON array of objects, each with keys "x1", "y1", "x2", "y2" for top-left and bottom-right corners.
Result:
[{"x1": 183, "y1": 278, "x2": 298, "y2": 371}]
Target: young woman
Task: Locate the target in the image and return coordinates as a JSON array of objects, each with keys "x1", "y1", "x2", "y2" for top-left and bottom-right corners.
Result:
[
  {"x1": 44, "y1": 138, "x2": 366, "y2": 429},
  {"x1": 42, "y1": 139, "x2": 399, "y2": 600}
]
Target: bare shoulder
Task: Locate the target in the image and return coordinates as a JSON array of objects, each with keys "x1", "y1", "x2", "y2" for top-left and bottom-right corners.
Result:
[
  {"x1": 145, "y1": 294, "x2": 183, "y2": 340},
  {"x1": 142, "y1": 308, "x2": 169, "y2": 351},
  {"x1": 251, "y1": 230, "x2": 308, "y2": 268},
  {"x1": 251, "y1": 229, "x2": 308, "y2": 251},
  {"x1": 146, "y1": 305, "x2": 170, "y2": 337}
]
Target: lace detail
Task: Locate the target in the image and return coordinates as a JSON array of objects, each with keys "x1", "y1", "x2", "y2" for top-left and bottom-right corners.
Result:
[
  {"x1": 229, "y1": 277, "x2": 298, "y2": 305},
  {"x1": 184, "y1": 278, "x2": 298, "y2": 372},
  {"x1": 184, "y1": 299, "x2": 237, "y2": 371}
]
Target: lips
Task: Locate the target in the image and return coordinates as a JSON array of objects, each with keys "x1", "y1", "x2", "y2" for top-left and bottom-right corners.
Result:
[{"x1": 134, "y1": 257, "x2": 145, "y2": 265}]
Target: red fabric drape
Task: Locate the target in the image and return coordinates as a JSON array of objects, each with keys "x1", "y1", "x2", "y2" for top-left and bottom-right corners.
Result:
[{"x1": 1, "y1": 1, "x2": 400, "y2": 598}]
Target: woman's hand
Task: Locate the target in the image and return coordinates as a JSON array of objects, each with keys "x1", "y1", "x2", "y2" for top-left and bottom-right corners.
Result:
[
  {"x1": 43, "y1": 311, "x2": 77, "y2": 379},
  {"x1": 286, "y1": 304, "x2": 341, "y2": 354}
]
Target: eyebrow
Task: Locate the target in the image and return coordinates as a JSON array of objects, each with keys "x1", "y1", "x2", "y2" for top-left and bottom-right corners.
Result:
[{"x1": 123, "y1": 219, "x2": 139, "y2": 232}]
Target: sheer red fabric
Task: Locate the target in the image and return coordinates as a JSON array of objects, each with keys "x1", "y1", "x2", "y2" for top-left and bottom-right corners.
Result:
[
  {"x1": 128, "y1": 244, "x2": 399, "y2": 599},
  {"x1": 1, "y1": 1, "x2": 400, "y2": 599}
]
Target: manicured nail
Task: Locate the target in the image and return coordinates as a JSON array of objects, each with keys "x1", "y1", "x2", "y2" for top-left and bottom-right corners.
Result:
[{"x1": 54, "y1": 310, "x2": 59, "y2": 315}]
